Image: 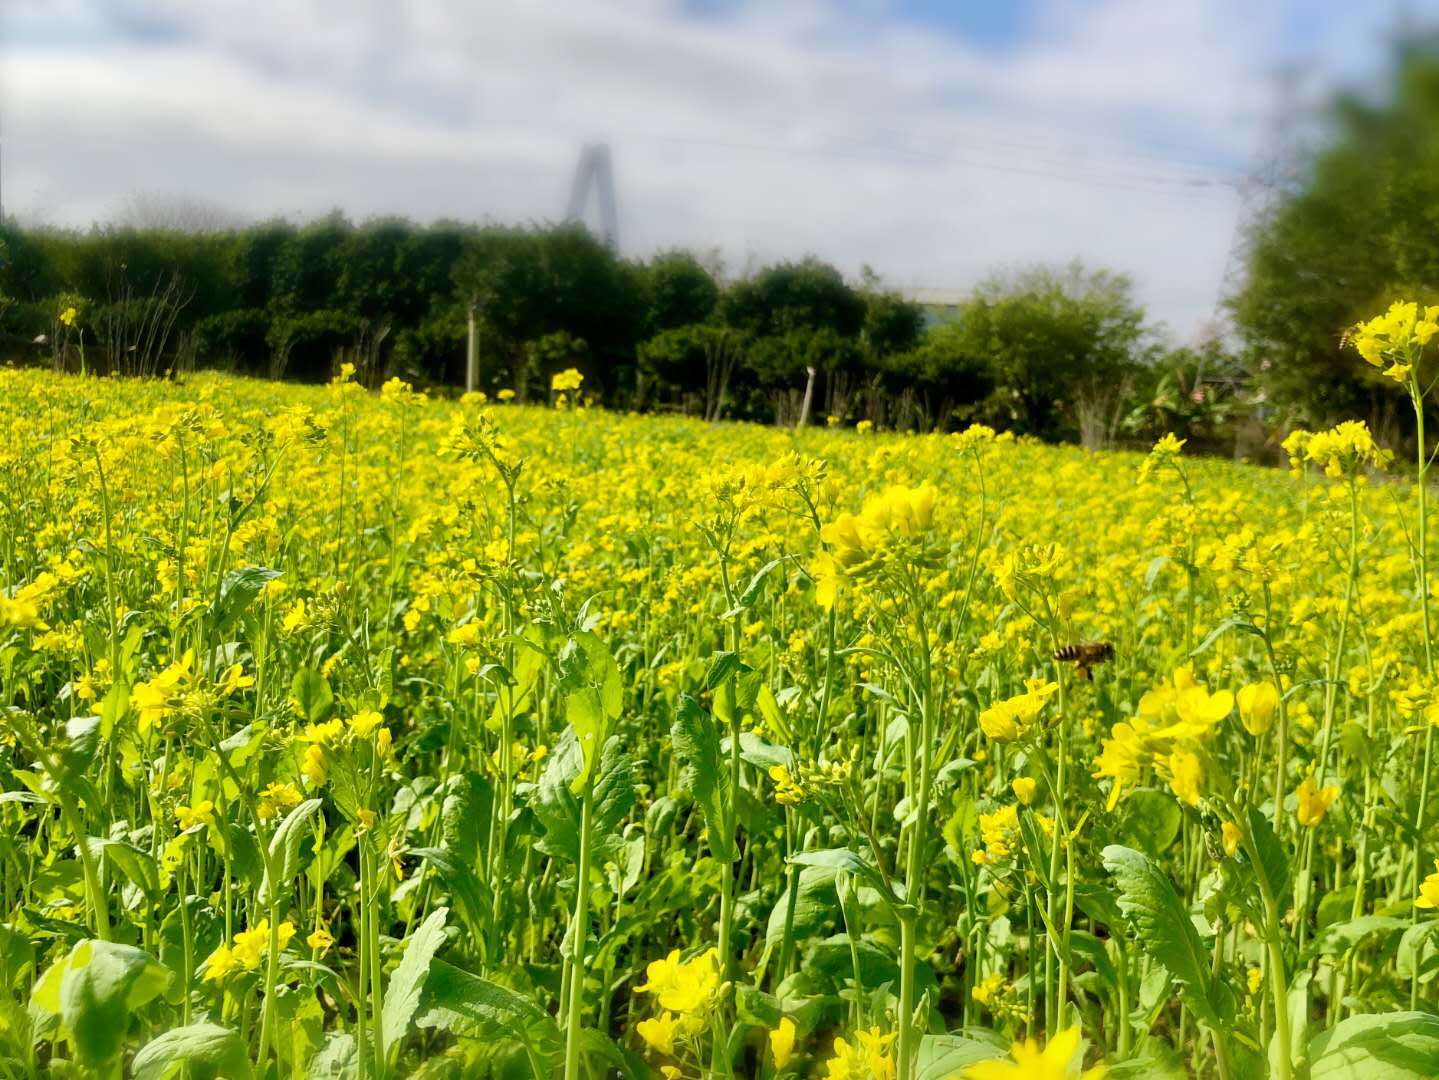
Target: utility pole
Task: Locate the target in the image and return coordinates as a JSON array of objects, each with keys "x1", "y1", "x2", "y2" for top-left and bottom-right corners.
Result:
[
  {"x1": 796, "y1": 366, "x2": 817, "y2": 430},
  {"x1": 465, "y1": 301, "x2": 479, "y2": 393},
  {"x1": 566, "y1": 143, "x2": 619, "y2": 251}
]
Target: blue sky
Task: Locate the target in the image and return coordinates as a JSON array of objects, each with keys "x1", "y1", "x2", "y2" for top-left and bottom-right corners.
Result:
[{"x1": 2, "y1": 0, "x2": 1434, "y2": 336}]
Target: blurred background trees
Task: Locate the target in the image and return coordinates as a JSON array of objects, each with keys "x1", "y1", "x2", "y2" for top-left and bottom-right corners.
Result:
[{"x1": 1232, "y1": 36, "x2": 1439, "y2": 447}]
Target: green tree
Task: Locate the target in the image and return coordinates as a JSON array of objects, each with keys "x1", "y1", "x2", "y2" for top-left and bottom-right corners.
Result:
[
  {"x1": 884, "y1": 321, "x2": 994, "y2": 432},
  {"x1": 1233, "y1": 38, "x2": 1439, "y2": 434},
  {"x1": 721, "y1": 257, "x2": 866, "y2": 422},
  {"x1": 637, "y1": 323, "x2": 744, "y2": 421},
  {"x1": 956, "y1": 262, "x2": 1146, "y2": 443},
  {"x1": 642, "y1": 251, "x2": 719, "y2": 337}
]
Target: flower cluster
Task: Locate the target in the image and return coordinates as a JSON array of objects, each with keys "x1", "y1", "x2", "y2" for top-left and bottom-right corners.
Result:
[
  {"x1": 1351, "y1": 300, "x2": 1438, "y2": 383},
  {"x1": 1093, "y1": 666, "x2": 1232, "y2": 809}
]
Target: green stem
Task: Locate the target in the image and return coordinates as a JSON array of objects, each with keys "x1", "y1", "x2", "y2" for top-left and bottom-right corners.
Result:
[
  {"x1": 1411, "y1": 376, "x2": 1435, "y2": 1009},
  {"x1": 562, "y1": 775, "x2": 595, "y2": 1080}
]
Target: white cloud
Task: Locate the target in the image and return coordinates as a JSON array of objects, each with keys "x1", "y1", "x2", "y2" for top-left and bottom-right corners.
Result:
[{"x1": 0, "y1": 0, "x2": 1410, "y2": 336}]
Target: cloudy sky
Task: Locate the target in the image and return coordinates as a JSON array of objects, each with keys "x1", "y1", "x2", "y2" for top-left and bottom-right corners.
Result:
[{"x1": 1, "y1": 0, "x2": 1429, "y2": 336}]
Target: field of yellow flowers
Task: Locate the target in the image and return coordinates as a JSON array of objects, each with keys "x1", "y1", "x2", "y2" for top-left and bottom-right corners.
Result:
[{"x1": 3, "y1": 306, "x2": 1439, "y2": 1080}]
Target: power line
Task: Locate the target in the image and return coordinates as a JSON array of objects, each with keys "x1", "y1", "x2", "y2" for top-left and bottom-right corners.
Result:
[
  {"x1": 1212, "y1": 68, "x2": 1308, "y2": 324},
  {"x1": 644, "y1": 130, "x2": 1240, "y2": 199}
]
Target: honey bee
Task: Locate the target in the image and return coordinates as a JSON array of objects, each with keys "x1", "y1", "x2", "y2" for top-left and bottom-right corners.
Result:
[
  {"x1": 1337, "y1": 327, "x2": 1352, "y2": 352},
  {"x1": 1052, "y1": 641, "x2": 1115, "y2": 681}
]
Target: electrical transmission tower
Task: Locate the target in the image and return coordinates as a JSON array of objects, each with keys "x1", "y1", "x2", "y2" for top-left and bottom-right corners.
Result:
[
  {"x1": 1212, "y1": 68, "x2": 1309, "y2": 328},
  {"x1": 566, "y1": 143, "x2": 619, "y2": 251}
]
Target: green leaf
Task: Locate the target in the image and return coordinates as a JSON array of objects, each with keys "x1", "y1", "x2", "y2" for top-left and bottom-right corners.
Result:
[
  {"x1": 210, "y1": 566, "x2": 280, "y2": 635},
  {"x1": 0, "y1": 924, "x2": 35, "y2": 993},
  {"x1": 576, "y1": 1028, "x2": 648, "y2": 1079},
  {"x1": 725, "y1": 556, "x2": 790, "y2": 616},
  {"x1": 1396, "y1": 922, "x2": 1439, "y2": 982},
  {"x1": 704, "y1": 650, "x2": 750, "y2": 691},
  {"x1": 382, "y1": 907, "x2": 449, "y2": 1053},
  {"x1": 560, "y1": 630, "x2": 623, "y2": 794},
  {"x1": 47, "y1": 940, "x2": 172, "y2": 1063},
  {"x1": 1308, "y1": 1011, "x2": 1439, "y2": 1079},
  {"x1": 672, "y1": 694, "x2": 737, "y2": 863},
  {"x1": 487, "y1": 630, "x2": 545, "y2": 731},
  {"x1": 410, "y1": 849, "x2": 491, "y2": 945},
  {"x1": 439, "y1": 771, "x2": 493, "y2": 869},
  {"x1": 260, "y1": 798, "x2": 323, "y2": 907},
  {"x1": 1017, "y1": 810, "x2": 1055, "y2": 891},
  {"x1": 915, "y1": 1031, "x2": 1007, "y2": 1080},
  {"x1": 1305, "y1": 916, "x2": 1407, "y2": 962},
  {"x1": 1189, "y1": 616, "x2": 1263, "y2": 658},
  {"x1": 534, "y1": 733, "x2": 635, "y2": 867},
  {"x1": 764, "y1": 865, "x2": 837, "y2": 951},
  {"x1": 1102, "y1": 844, "x2": 1230, "y2": 1030},
  {"x1": 132, "y1": 1022, "x2": 253, "y2": 1080},
  {"x1": 102, "y1": 840, "x2": 163, "y2": 906},
  {"x1": 306, "y1": 1032, "x2": 358, "y2": 1078},
  {"x1": 789, "y1": 847, "x2": 900, "y2": 908},
  {"x1": 1072, "y1": 882, "x2": 1126, "y2": 932},
  {"x1": 1118, "y1": 789, "x2": 1183, "y2": 857},
  {"x1": 1246, "y1": 806, "x2": 1290, "y2": 902},
  {"x1": 290, "y1": 668, "x2": 333, "y2": 724},
  {"x1": 731, "y1": 729, "x2": 794, "y2": 771},
  {"x1": 416, "y1": 959, "x2": 560, "y2": 1051}
]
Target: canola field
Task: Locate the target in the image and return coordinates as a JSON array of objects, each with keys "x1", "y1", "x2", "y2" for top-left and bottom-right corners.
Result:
[{"x1": 1, "y1": 346, "x2": 1438, "y2": 1079}]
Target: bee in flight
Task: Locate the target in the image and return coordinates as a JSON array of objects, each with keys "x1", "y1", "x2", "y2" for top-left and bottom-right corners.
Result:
[{"x1": 1052, "y1": 641, "x2": 1115, "y2": 681}]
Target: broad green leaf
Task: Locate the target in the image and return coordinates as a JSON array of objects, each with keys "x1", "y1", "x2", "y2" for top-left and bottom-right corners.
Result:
[
  {"x1": 382, "y1": 906, "x2": 449, "y2": 1052},
  {"x1": 260, "y1": 798, "x2": 323, "y2": 907},
  {"x1": 576, "y1": 1027, "x2": 648, "y2": 1079},
  {"x1": 1397, "y1": 921, "x2": 1439, "y2": 982},
  {"x1": 533, "y1": 733, "x2": 635, "y2": 867},
  {"x1": 1072, "y1": 882, "x2": 1125, "y2": 932},
  {"x1": 808, "y1": 934, "x2": 903, "y2": 989},
  {"x1": 1102, "y1": 844, "x2": 1230, "y2": 1030},
  {"x1": 731, "y1": 729, "x2": 794, "y2": 771},
  {"x1": 1309, "y1": 1011, "x2": 1439, "y2": 1079},
  {"x1": 672, "y1": 694, "x2": 737, "y2": 863},
  {"x1": 487, "y1": 632, "x2": 545, "y2": 731},
  {"x1": 764, "y1": 865, "x2": 837, "y2": 951},
  {"x1": 704, "y1": 650, "x2": 750, "y2": 691},
  {"x1": 409, "y1": 850, "x2": 491, "y2": 946},
  {"x1": 54, "y1": 940, "x2": 172, "y2": 1063},
  {"x1": 132, "y1": 1022, "x2": 252, "y2": 1080},
  {"x1": 0, "y1": 924, "x2": 35, "y2": 992},
  {"x1": 916, "y1": 1031, "x2": 1007, "y2": 1080},
  {"x1": 1118, "y1": 788, "x2": 1182, "y2": 857},
  {"x1": 439, "y1": 771, "x2": 493, "y2": 868},
  {"x1": 1107, "y1": 1046, "x2": 1189, "y2": 1079},
  {"x1": 416, "y1": 959, "x2": 560, "y2": 1051},
  {"x1": 103, "y1": 840, "x2": 162, "y2": 905},
  {"x1": 210, "y1": 566, "x2": 280, "y2": 635},
  {"x1": 560, "y1": 630, "x2": 623, "y2": 794},
  {"x1": 290, "y1": 668, "x2": 333, "y2": 724},
  {"x1": 306, "y1": 1031, "x2": 358, "y2": 1079},
  {"x1": 789, "y1": 847, "x2": 900, "y2": 908},
  {"x1": 1305, "y1": 915, "x2": 1407, "y2": 962}
]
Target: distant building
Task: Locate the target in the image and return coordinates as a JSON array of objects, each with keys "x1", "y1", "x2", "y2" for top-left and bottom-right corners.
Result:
[{"x1": 899, "y1": 288, "x2": 966, "y2": 327}]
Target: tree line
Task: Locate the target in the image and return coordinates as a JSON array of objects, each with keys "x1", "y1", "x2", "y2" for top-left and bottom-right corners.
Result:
[{"x1": 0, "y1": 212, "x2": 1233, "y2": 447}]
